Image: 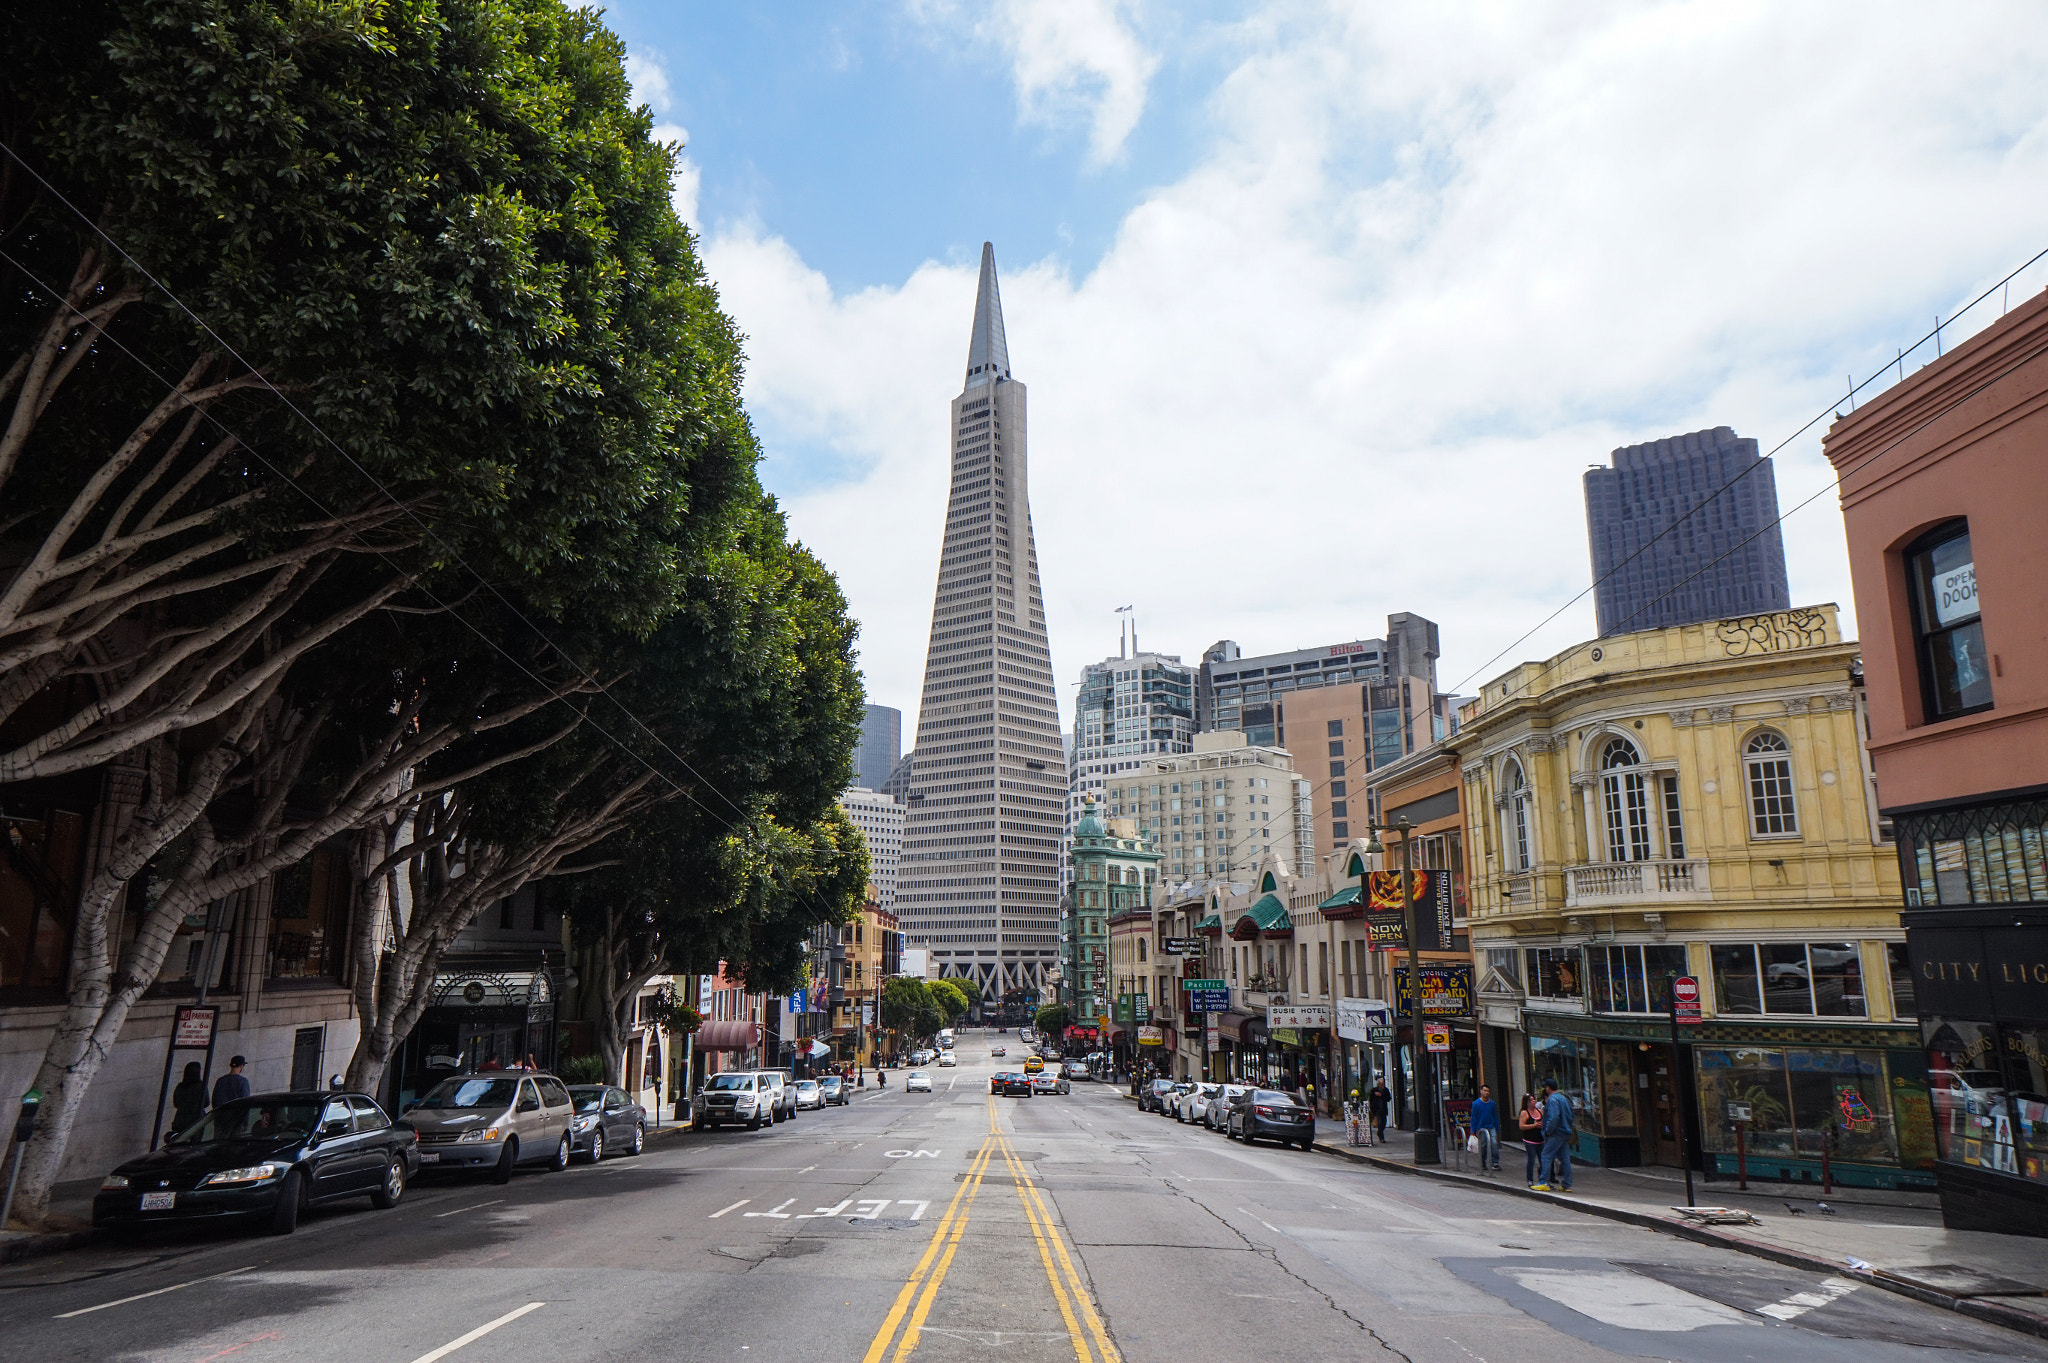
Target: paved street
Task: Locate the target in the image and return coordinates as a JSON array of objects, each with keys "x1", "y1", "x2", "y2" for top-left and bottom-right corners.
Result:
[{"x1": 1, "y1": 1041, "x2": 2040, "y2": 1363}]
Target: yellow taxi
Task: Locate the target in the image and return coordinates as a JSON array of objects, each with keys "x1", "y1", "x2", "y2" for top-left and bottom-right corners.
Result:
[{"x1": 1023, "y1": 1056, "x2": 1045, "y2": 1074}]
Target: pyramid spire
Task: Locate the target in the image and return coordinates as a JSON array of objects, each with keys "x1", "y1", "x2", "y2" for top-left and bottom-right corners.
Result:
[{"x1": 964, "y1": 242, "x2": 1010, "y2": 388}]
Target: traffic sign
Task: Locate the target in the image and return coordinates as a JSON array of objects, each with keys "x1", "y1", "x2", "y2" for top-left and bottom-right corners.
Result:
[
  {"x1": 1180, "y1": 979, "x2": 1225, "y2": 990},
  {"x1": 1672, "y1": 975, "x2": 1702, "y2": 1024}
]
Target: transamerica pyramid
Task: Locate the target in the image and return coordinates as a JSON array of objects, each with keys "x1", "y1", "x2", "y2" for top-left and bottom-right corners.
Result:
[{"x1": 897, "y1": 244, "x2": 1068, "y2": 1002}]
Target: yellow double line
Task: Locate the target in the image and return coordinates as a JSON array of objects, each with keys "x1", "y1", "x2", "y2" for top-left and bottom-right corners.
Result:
[
  {"x1": 998, "y1": 1130, "x2": 1120, "y2": 1363},
  {"x1": 859, "y1": 1131, "x2": 997, "y2": 1363},
  {"x1": 859, "y1": 1096, "x2": 1118, "y2": 1363}
]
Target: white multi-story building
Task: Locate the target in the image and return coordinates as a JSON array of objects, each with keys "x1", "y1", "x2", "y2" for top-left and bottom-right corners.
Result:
[
  {"x1": 1063, "y1": 648, "x2": 1195, "y2": 894},
  {"x1": 1101, "y1": 731, "x2": 1313, "y2": 890},
  {"x1": 837, "y1": 787, "x2": 905, "y2": 909}
]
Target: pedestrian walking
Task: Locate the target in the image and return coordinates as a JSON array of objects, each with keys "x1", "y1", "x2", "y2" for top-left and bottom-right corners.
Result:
[
  {"x1": 1468, "y1": 1084, "x2": 1501, "y2": 1171},
  {"x1": 212, "y1": 1055, "x2": 251, "y2": 1108},
  {"x1": 1536, "y1": 1079, "x2": 1575, "y2": 1191},
  {"x1": 1517, "y1": 1093, "x2": 1544, "y2": 1185},
  {"x1": 169, "y1": 1062, "x2": 207, "y2": 1138},
  {"x1": 1367, "y1": 1080, "x2": 1391, "y2": 1143}
]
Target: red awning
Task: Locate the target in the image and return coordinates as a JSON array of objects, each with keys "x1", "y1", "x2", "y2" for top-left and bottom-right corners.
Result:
[{"x1": 693, "y1": 1020, "x2": 760, "y2": 1052}]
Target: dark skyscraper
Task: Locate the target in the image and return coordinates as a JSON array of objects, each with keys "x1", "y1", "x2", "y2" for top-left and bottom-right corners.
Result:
[
  {"x1": 855, "y1": 704, "x2": 901, "y2": 794},
  {"x1": 1584, "y1": 426, "x2": 1790, "y2": 637},
  {"x1": 895, "y1": 244, "x2": 1067, "y2": 996}
]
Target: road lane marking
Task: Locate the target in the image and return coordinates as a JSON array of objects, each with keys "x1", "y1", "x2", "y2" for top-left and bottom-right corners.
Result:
[
  {"x1": 858, "y1": 1136, "x2": 996, "y2": 1363},
  {"x1": 796, "y1": 1200, "x2": 853, "y2": 1219},
  {"x1": 434, "y1": 1199, "x2": 505, "y2": 1218},
  {"x1": 1005, "y1": 1134, "x2": 1120, "y2": 1362},
  {"x1": 1002, "y1": 1141, "x2": 1097, "y2": 1361},
  {"x1": 1756, "y1": 1276, "x2": 1860, "y2": 1321},
  {"x1": 406, "y1": 1301, "x2": 546, "y2": 1363},
  {"x1": 1500, "y1": 1268, "x2": 1747, "y2": 1332},
  {"x1": 54, "y1": 1265, "x2": 257, "y2": 1318},
  {"x1": 708, "y1": 1199, "x2": 750, "y2": 1218},
  {"x1": 743, "y1": 1198, "x2": 796, "y2": 1219},
  {"x1": 799, "y1": 1165, "x2": 817, "y2": 1174}
]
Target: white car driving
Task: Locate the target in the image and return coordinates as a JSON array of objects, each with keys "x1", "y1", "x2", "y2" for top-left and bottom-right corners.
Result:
[
  {"x1": 937, "y1": 1053, "x2": 957, "y2": 1068},
  {"x1": 905, "y1": 1070, "x2": 933, "y2": 1093}
]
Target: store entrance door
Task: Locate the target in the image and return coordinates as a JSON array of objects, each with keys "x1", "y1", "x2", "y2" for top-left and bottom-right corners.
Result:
[{"x1": 1634, "y1": 1044, "x2": 1683, "y2": 1166}]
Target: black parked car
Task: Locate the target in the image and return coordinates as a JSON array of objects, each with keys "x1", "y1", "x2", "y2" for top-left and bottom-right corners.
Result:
[
  {"x1": 1227, "y1": 1088, "x2": 1316, "y2": 1149},
  {"x1": 566, "y1": 1085, "x2": 647, "y2": 1163},
  {"x1": 94, "y1": 1092, "x2": 417, "y2": 1236},
  {"x1": 1138, "y1": 1078, "x2": 1178, "y2": 1113}
]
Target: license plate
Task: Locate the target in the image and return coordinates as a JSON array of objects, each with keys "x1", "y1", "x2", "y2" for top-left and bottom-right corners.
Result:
[
  {"x1": 140, "y1": 1191, "x2": 175, "y2": 1211},
  {"x1": 417, "y1": 1152, "x2": 438, "y2": 1164}
]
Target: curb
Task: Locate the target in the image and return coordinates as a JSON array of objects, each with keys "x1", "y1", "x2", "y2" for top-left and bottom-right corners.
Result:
[
  {"x1": 1312, "y1": 1138, "x2": 2048, "y2": 1343},
  {"x1": 0, "y1": 1228, "x2": 94, "y2": 1265}
]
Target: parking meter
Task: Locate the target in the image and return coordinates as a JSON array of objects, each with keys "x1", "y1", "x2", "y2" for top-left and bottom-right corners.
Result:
[{"x1": 14, "y1": 1088, "x2": 40, "y2": 1144}]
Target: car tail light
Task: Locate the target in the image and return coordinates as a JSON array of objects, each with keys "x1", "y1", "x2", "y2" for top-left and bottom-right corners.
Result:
[{"x1": 1255, "y1": 1105, "x2": 1277, "y2": 1116}]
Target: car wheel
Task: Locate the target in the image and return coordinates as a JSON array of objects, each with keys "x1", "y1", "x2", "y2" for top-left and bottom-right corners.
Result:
[
  {"x1": 372, "y1": 1157, "x2": 406, "y2": 1209},
  {"x1": 583, "y1": 1127, "x2": 604, "y2": 1164},
  {"x1": 268, "y1": 1169, "x2": 305, "y2": 1235},
  {"x1": 630, "y1": 1123, "x2": 645, "y2": 1156},
  {"x1": 491, "y1": 1138, "x2": 518, "y2": 1184},
  {"x1": 548, "y1": 1131, "x2": 571, "y2": 1172}
]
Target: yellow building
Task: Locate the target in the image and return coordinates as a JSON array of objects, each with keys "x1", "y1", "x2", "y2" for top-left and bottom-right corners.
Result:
[{"x1": 1459, "y1": 604, "x2": 1929, "y2": 1187}]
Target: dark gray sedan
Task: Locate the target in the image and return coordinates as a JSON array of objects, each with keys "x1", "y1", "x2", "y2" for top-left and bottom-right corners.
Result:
[
  {"x1": 566, "y1": 1085, "x2": 646, "y2": 1163},
  {"x1": 1227, "y1": 1088, "x2": 1315, "y2": 1149}
]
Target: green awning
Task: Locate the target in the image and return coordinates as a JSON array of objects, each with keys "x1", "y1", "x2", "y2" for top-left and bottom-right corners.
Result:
[
  {"x1": 1195, "y1": 913, "x2": 1223, "y2": 935},
  {"x1": 1230, "y1": 893, "x2": 1292, "y2": 939},
  {"x1": 1317, "y1": 884, "x2": 1364, "y2": 919}
]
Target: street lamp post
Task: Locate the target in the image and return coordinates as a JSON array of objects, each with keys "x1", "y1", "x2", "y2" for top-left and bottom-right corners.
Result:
[{"x1": 1365, "y1": 815, "x2": 1437, "y2": 1165}]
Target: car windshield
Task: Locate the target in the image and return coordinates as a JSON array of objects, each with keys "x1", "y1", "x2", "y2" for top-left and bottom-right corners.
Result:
[
  {"x1": 1252, "y1": 1090, "x2": 1296, "y2": 1105},
  {"x1": 821, "y1": 1076, "x2": 841, "y2": 1088},
  {"x1": 706, "y1": 1074, "x2": 755, "y2": 1091},
  {"x1": 175, "y1": 1099, "x2": 321, "y2": 1144},
  {"x1": 568, "y1": 1088, "x2": 606, "y2": 1113},
  {"x1": 797, "y1": 1081, "x2": 819, "y2": 1092},
  {"x1": 414, "y1": 1077, "x2": 519, "y2": 1110}
]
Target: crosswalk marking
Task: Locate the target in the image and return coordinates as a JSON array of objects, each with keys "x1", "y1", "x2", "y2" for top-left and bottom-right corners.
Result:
[{"x1": 1757, "y1": 1277, "x2": 1860, "y2": 1321}]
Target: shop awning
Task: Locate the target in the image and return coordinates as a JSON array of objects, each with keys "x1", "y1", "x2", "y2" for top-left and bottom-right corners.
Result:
[
  {"x1": 1213, "y1": 1011, "x2": 1259, "y2": 1043},
  {"x1": 692, "y1": 1020, "x2": 761, "y2": 1052},
  {"x1": 1195, "y1": 913, "x2": 1223, "y2": 936},
  {"x1": 1229, "y1": 894, "x2": 1292, "y2": 940},
  {"x1": 1317, "y1": 885, "x2": 1364, "y2": 919}
]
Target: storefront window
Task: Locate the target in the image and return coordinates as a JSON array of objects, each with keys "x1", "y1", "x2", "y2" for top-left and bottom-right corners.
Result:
[
  {"x1": 1528, "y1": 1036, "x2": 1597, "y2": 1132},
  {"x1": 2002, "y1": 1025, "x2": 2048, "y2": 1183},
  {"x1": 1709, "y1": 943, "x2": 1863, "y2": 1017},
  {"x1": 1597, "y1": 1042, "x2": 1636, "y2": 1132},
  {"x1": 1695, "y1": 1047, "x2": 1896, "y2": 1163},
  {"x1": 1897, "y1": 806, "x2": 2048, "y2": 908},
  {"x1": 1885, "y1": 943, "x2": 1915, "y2": 1019},
  {"x1": 1922, "y1": 1018, "x2": 2012, "y2": 1174},
  {"x1": 1711, "y1": 945, "x2": 1763, "y2": 1015},
  {"x1": 1525, "y1": 947, "x2": 1582, "y2": 999},
  {"x1": 1587, "y1": 944, "x2": 1689, "y2": 1013}
]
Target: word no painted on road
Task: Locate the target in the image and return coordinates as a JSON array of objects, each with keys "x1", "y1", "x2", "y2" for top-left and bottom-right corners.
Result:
[{"x1": 882, "y1": 1148, "x2": 941, "y2": 1159}]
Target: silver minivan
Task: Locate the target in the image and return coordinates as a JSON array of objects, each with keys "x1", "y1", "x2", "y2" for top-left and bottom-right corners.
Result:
[{"x1": 404, "y1": 1073, "x2": 576, "y2": 1181}]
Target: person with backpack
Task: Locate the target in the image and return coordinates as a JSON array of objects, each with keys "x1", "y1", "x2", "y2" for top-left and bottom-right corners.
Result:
[{"x1": 1535, "y1": 1078, "x2": 1575, "y2": 1191}]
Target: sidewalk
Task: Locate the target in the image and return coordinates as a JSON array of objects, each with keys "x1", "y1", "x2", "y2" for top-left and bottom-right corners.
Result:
[
  {"x1": 1321, "y1": 1126, "x2": 2048, "y2": 1340},
  {"x1": 1, "y1": 1176, "x2": 98, "y2": 1265}
]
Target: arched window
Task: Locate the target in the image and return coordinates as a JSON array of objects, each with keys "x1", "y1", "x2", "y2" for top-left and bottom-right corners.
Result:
[
  {"x1": 1599, "y1": 737, "x2": 1652, "y2": 862},
  {"x1": 1501, "y1": 759, "x2": 1532, "y2": 872},
  {"x1": 1744, "y1": 731, "x2": 1799, "y2": 836}
]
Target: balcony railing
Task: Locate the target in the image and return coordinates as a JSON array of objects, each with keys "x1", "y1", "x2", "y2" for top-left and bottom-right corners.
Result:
[{"x1": 1565, "y1": 858, "x2": 1711, "y2": 908}]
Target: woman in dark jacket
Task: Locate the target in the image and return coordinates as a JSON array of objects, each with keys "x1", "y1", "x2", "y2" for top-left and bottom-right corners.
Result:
[
  {"x1": 169, "y1": 1062, "x2": 208, "y2": 1138},
  {"x1": 1517, "y1": 1093, "x2": 1545, "y2": 1186}
]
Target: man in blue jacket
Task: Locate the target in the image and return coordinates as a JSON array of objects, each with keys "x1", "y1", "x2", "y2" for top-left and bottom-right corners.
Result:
[
  {"x1": 1535, "y1": 1078, "x2": 1575, "y2": 1191},
  {"x1": 1467, "y1": 1084, "x2": 1500, "y2": 1171}
]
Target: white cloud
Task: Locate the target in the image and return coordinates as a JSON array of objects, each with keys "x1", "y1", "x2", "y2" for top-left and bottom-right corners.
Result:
[
  {"x1": 702, "y1": 2, "x2": 2048, "y2": 730},
  {"x1": 985, "y1": 0, "x2": 1160, "y2": 164},
  {"x1": 624, "y1": 52, "x2": 698, "y2": 228}
]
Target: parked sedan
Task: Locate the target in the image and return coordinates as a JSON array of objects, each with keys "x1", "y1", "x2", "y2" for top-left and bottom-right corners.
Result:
[
  {"x1": 905, "y1": 1070, "x2": 933, "y2": 1093},
  {"x1": 1029, "y1": 1072, "x2": 1070, "y2": 1096},
  {"x1": 1062, "y1": 1060, "x2": 1090, "y2": 1081},
  {"x1": 1138, "y1": 1078, "x2": 1178, "y2": 1113},
  {"x1": 1176, "y1": 1082, "x2": 1222, "y2": 1124},
  {"x1": 820, "y1": 1075, "x2": 849, "y2": 1106},
  {"x1": 990, "y1": 1072, "x2": 1034, "y2": 1096},
  {"x1": 1227, "y1": 1088, "x2": 1316, "y2": 1149},
  {"x1": 405, "y1": 1073, "x2": 576, "y2": 1180},
  {"x1": 566, "y1": 1085, "x2": 646, "y2": 1162},
  {"x1": 1204, "y1": 1084, "x2": 1250, "y2": 1131},
  {"x1": 937, "y1": 1053, "x2": 957, "y2": 1068},
  {"x1": 95, "y1": 1093, "x2": 417, "y2": 1236}
]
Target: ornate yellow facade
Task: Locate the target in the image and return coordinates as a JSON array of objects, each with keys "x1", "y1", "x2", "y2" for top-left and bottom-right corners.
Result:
[{"x1": 1457, "y1": 605, "x2": 1926, "y2": 1186}]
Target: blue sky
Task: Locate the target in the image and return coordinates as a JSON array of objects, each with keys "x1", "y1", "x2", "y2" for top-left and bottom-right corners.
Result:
[{"x1": 597, "y1": 3, "x2": 2048, "y2": 730}]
